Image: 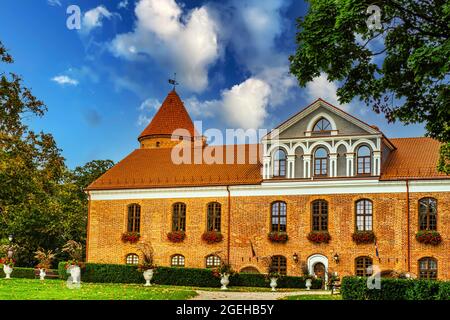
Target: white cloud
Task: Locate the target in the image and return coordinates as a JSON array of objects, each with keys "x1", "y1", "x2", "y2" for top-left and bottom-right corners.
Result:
[
  {"x1": 47, "y1": 0, "x2": 62, "y2": 7},
  {"x1": 137, "y1": 98, "x2": 161, "y2": 126},
  {"x1": 185, "y1": 77, "x2": 271, "y2": 129},
  {"x1": 111, "y1": 0, "x2": 219, "y2": 92},
  {"x1": 304, "y1": 73, "x2": 350, "y2": 111},
  {"x1": 118, "y1": 0, "x2": 129, "y2": 9},
  {"x1": 51, "y1": 75, "x2": 79, "y2": 86},
  {"x1": 81, "y1": 6, "x2": 116, "y2": 34}
]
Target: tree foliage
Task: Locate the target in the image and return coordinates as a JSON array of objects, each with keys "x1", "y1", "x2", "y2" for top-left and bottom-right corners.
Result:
[
  {"x1": 0, "y1": 41, "x2": 114, "y2": 266},
  {"x1": 290, "y1": 0, "x2": 449, "y2": 173}
]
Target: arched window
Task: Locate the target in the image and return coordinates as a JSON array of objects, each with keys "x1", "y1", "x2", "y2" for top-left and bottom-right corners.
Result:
[
  {"x1": 312, "y1": 200, "x2": 328, "y2": 231},
  {"x1": 313, "y1": 118, "x2": 332, "y2": 132},
  {"x1": 314, "y1": 147, "x2": 328, "y2": 176},
  {"x1": 419, "y1": 257, "x2": 437, "y2": 280},
  {"x1": 271, "y1": 201, "x2": 287, "y2": 232},
  {"x1": 273, "y1": 149, "x2": 287, "y2": 177},
  {"x1": 172, "y1": 202, "x2": 186, "y2": 232},
  {"x1": 205, "y1": 255, "x2": 221, "y2": 268},
  {"x1": 125, "y1": 253, "x2": 139, "y2": 265},
  {"x1": 357, "y1": 145, "x2": 371, "y2": 175},
  {"x1": 127, "y1": 204, "x2": 141, "y2": 233},
  {"x1": 355, "y1": 256, "x2": 373, "y2": 277},
  {"x1": 171, "y1": 254, "x2": 185, "y2": 267},
  {"x1": 207, "y1": 202, "x2": 221, "y2": 232},
  {"x1": 270, "y1": 255, "x2": 287, "y2": 275},
  {"x1": 419, "y1": 198, "x2": 437, "y2": 231},
  {"x1": 355, "y1": 199, "x2": 373, "y2": 231}
]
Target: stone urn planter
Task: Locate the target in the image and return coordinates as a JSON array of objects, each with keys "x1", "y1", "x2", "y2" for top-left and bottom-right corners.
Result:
[
  {"x1": 3, "y1": 265, "x2": 13, "y2": 279},
  {"x1": 143, "y1": 269, "x2": 154, "y2": 286},
  {"x1": 39, "y1": 268, "x2": 46, "y2": 281},
  {"x1": 305, "y1": 278, "x2": 312, "y2": 290},
  {"x1": 270, "y1": 277, "x2": 278, "y2": 292},
  {"x1": 220, "y1": 273, "x2": 230, "y2": 290},
  {"x1": 67, "y1": 265, "x2": 81, "y2": 284}
]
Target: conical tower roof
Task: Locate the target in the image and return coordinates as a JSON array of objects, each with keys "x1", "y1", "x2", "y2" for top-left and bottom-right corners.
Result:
[{"x1": 138, "y1": 90, "x2": 196, "y2": 141}]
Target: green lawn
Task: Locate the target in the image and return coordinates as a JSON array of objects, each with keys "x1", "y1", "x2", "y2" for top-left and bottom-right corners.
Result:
[
  {"x1": 0, "y1": 278, "x2": 197, "y2": 300},
  {"x1": 282, "y1": 294, "x2": 342, "y2": 300}
]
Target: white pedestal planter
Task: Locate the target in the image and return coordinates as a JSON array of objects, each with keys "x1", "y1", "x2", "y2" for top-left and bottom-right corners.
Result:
[
  {"x1": 270, "y1": 277, "x2": 278, "y2": 292},
  {"x1": 220, "y1": 273, "x2": 230, "y2": 290},
  {"x1": 39, "y1": 268, "x2": 46, "y2": 281},
  {"x1": 305, "y1": 278, "x2": 312, "y2": 290},
  {"x1": 68, "y1": 265, "x2": 81, "y2": 284},
  {"x1": 3, "y1": 265, "x2": 13, "y2": 279},
  {"x1": 143, "y1": 269, "x2": 154, "y2": 286}
]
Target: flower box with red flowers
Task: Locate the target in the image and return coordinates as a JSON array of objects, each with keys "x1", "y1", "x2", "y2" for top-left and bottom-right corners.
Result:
[
  {"x1": 167, "y1": 231, "x2": 186, "y2": 243},
  {"x1": 268, "y1": 231, "x2": 289, "y2": 243},
  {"x1": 121, "y1": 232, "x2": 140, "y2": 244},
  {"x1": 352, "y1": 231, "x2": 376, "y2": 244},
  {"x1": 0, "y1": 257, "x2": 15, "y2": 267},
  {"x1": 307, "y1": 231, "x2": 331, "y2": 244},
  {"x1": 201, "y1": 231, "x2": 223, "y2": 244},
  {"x1": 416, "y1": 230, "x2": 442, "y2": 245}
]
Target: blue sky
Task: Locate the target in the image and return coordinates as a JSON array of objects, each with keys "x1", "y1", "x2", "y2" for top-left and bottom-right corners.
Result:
[{"x1": 0, "y1": 0, "x2": 425, "y2": 168}]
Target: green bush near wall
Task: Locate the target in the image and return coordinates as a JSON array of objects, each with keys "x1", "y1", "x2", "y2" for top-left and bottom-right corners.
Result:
[
  {"x1": 341, "y1": 276, "x2": 450, "y2": 300},
  {"x1": 9, "y1": 267, "x2": 36, "y2": 279},
  {"x1": 57, "y1": 262, "x2": 323, "y2": 289}
]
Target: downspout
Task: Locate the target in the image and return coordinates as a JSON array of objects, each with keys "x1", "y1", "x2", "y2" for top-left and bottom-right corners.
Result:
[
  {"x1": 86, "y1": 191, "x2": 91, "y2": 262},
  {"x1": 405, "y1": 179, "x2": 411, "y2": 272},
  {"x1": 226, "y1": 186, "x2": 231, "y2": 264}
]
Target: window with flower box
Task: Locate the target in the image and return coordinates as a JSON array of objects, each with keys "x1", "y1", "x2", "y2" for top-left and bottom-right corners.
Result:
[
  {"x1": 312, "y1": 200, "x2": 328, "y2": 231},
  {"x1": 207, "y1": 202, "x2": 221, "y2": 232},
  {"x1": 127, "y1": 204, "x2": 141, "y2": 233},
  {"x1": 172, "y1": 202, "x2": 186, "y2": 232},
  {"x1": 419, "y1": 198, "x2": 437, "y2": 231}
]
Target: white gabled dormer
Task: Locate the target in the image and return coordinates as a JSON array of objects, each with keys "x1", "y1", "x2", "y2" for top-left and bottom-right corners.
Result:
[{"x1": 262, "y1": 99, "x2": 395, "y2": 180}]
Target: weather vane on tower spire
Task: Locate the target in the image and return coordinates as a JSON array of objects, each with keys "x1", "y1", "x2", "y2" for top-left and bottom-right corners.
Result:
[{"x1": 168, "y1": 73, "x2": 179, "y2": 90}]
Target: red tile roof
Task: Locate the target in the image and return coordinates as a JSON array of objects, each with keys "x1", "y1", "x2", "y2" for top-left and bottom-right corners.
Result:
[
  {"x1": 87, "y1": 144, "x2": 262, "y2": 190},
  {"x1": 138, "y1": 90, "x2": 197, "y2": 141},
  {"x1": 381, "y1": 137, "x2": 449, "y2": 180},
  {"x1": 87, "y1": 138, "x2": 448, "y2": 191}
]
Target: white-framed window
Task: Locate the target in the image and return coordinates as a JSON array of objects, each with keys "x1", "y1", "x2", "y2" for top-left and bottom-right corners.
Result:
[{"x1": 126, "y1": 253, "x2": 139, "y2": 265}]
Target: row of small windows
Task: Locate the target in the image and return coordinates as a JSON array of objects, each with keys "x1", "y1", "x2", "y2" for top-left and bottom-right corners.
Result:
[
  {"x1": 125, "y1": 253, "x2": 220, "y2": 268},
  {"x1": 273, "y1": 145, "x2": 372, "y2": 177},
  {"x1": 126, "y1": 197, "x2": 438, "y2": 234}
]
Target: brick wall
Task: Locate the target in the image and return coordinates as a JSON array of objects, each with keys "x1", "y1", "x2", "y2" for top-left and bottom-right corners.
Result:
[{"x1": 87, "y1": 191, "x2": 450, "y2": 279}]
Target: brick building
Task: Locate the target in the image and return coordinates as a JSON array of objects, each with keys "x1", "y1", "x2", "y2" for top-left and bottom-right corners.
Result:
[{"x1": 86, "y1": 89, "x2": 450, "y2": 282}]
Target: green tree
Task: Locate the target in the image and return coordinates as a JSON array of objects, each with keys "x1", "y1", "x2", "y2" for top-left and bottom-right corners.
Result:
[
  {"x1": 289, "y1": 0, "x2": 449, "y2": 172},
  {"x1": 0, "y1": 41, "x2": 114, "y2": 266}
]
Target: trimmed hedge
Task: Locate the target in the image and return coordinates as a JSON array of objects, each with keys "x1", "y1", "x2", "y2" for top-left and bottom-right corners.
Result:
[
  {"x1": 58, "y1": 262, "x2": 322, "y2": 289},
  {"x1": 341, "y1": 276, "x2": 450, "y2": 300},
  {"x1": 8, "y1": 267, "x2": 36, "y2": 279}
]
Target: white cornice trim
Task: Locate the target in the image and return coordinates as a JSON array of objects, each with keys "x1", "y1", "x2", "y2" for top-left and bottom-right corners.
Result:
[{"x1": 88, "y1": 179, "x2": 450, "y2": 200}]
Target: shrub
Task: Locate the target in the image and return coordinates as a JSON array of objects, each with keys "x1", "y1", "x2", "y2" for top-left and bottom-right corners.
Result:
[
  {"x1": 268, "y1": 232, "x2": 288, "y2": 243},
  {"x1": 167, "y1": 231, "x2": 186, "y2": 243},
  {"x1": 307, "y1": 231, "x2": 331, "y2": 244},
  {"x1": 201, "y1": 231, "x2": 223, "y2": 244},
  {"x1": 352, "y1": 231, "x2": 375, "y2": 244},
  {"x1": 341, "y1": 276, "x2": 449, "y2": 300},
  {"x1": 415, "y1": 230, "x2": 442, "y2": 245},
  {"x1": 8, "y1": 267, "x2": 36, "y2": 279},
  {"x1": 57, "y1": 262, "x2": 322, "y2": 289}
]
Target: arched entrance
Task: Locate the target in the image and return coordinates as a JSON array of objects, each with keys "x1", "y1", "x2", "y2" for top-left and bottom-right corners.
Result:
[
  {"x1": 240, "y1": 266, "x2": 260, "y2": 274},
  {"x1": 307, "y1": 254, "x2": 329, "y2": 289}
]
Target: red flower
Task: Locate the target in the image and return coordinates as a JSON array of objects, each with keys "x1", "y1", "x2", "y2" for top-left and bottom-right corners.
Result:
[
  {"x1": 416, "y1": 230, "x2": 442, "y2": 245},
  {"x1": 307, "y1": 231, "x2": 331, "y2": 243},
  {"x1": 122, "y1": 232, "x2": 141, "y2": 244},
  {"x1": 202, "y1": 231, "x2": 223, "y2": 244},
  {"x1": 167, "y1": 231, "x2": 186, "y2": 243},
  {"x1": 352, "y1": 231, "x2": 376, "y2": 244},
  {"x1": 268, "y1": 232, "x2": 288, "y2": 243}
]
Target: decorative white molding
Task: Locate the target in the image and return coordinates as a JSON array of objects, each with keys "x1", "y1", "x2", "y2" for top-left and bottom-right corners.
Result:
[
  {"x1": 307, "y1": 254, "x2": 329, "y2": 286},
  {"x1": 88, "y1": 179, "x2": 450, "y2": 200}
]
